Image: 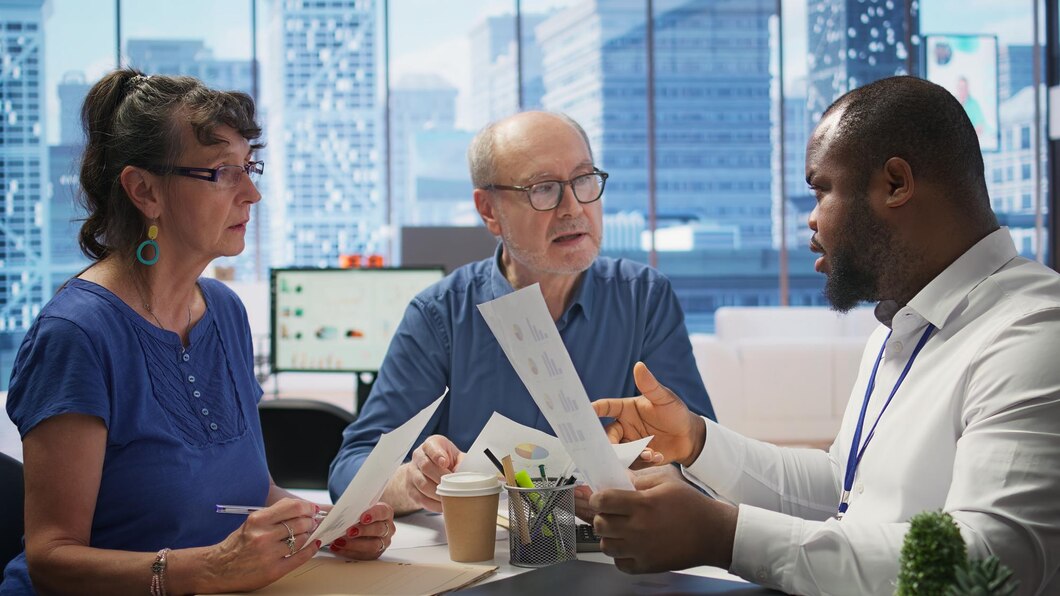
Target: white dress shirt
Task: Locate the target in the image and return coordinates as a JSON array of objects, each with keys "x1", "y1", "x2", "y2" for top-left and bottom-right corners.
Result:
[{"x1": 684, "y1": 228, "x2": 1060, "y2": 595}]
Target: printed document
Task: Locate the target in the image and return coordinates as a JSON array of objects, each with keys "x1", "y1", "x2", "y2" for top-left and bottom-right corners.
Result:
[{"x1": 477, "y1": 285, "x2": 634, "y2": 491}]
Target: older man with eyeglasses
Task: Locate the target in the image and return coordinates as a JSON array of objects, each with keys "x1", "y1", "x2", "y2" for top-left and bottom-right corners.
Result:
[{"x1": 328, "y1": 111, "x2": 716, "y2": 516}]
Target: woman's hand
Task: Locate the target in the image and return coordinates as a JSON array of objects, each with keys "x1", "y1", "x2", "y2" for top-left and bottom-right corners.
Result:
[
  {"x1": 328, "y1": 502, "x2": 396, "y2": 560},
  {"x1": 201, "y1": 498, "x2": 322, "y2": 592}
]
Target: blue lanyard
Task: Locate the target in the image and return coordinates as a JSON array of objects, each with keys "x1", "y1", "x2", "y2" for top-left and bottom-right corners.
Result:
[{"x1": 837, "y1": 323, "x2": 936, "y2": 519}]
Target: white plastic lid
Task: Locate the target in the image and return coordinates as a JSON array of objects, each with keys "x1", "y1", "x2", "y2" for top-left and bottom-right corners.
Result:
[{"x1": 436, "y1": 472, "x2": 503, "y2": 497}]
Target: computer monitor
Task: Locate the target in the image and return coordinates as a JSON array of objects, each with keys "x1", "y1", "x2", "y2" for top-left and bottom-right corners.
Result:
[{"x1": 270, "y1": 267, "x2": 445, "y2": 373}]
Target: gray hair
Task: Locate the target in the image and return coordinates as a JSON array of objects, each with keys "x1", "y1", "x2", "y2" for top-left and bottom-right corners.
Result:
[{"x1": 467, "y1": 111, "x2": 594, "y2": 189}]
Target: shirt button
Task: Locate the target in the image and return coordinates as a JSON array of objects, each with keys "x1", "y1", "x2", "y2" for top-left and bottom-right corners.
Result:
[
  {"x1": 188, "y1": 375, "x2": 196, "y2": 383},
  {"x1": 193, "y1": 390, "x2": 201, "y2": 398},
  {"x1": 201, "y1": 408, "x2": 209, "y2": 416},
  {"x1": 856, "y1": 483, "x2": 865, "y2": 494},
  {"x1": 209, "y1": 422, "x2": 219, "y2": 431},
  {"x1": 755, "y1": 567, "x2": 768, "y2": 581},
  {"x1": 182, "y1": 353, "x2": 190, "y2": 362}
]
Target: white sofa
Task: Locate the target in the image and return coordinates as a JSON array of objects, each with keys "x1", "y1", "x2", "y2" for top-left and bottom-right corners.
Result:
[{"x1": 690, "y1": 306, "x2": 880, "y2": 446}]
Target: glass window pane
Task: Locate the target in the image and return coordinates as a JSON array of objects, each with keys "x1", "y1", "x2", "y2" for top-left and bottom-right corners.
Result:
[
  {"x1": 921, "y1": 1, "x2": 1047, "y2": 261},
  {"x1": 649, "y1": 0, "x2": 781, "y2": 331},
  {"x1": 0, "y1": 0, "x2": 115, "y2": 389},
  {"x1": 781, "y1": 0, "x2": 822, "y2": 310},
  {"x1": 523, "y1": 0, "x2": 652, "y2": 306},
  {"x1": 256, "y1": 0, "x2": 384, "y2": 269},
  {"x1": 389, "y1": 0, "x2": 512, "y2": 239}
]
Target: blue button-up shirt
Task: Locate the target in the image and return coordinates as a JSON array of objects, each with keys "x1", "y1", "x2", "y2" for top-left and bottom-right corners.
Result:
[{"x1": 328, "y1": 249, "x2": 716, "y2": 499}]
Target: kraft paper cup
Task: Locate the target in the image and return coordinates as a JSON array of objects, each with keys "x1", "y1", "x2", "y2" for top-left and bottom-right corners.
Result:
[{"x1": 437, "y1": 472, "x2": 503, "y2": 562}]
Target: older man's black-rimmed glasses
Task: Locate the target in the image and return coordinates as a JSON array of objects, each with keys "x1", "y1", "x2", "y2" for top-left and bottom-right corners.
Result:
[
  {"x1": 482, "y1": 168, "x2": 608, "y2": 211},
  {"x1": 148, "y1": 161, "x2": 264, "y2": 190}
]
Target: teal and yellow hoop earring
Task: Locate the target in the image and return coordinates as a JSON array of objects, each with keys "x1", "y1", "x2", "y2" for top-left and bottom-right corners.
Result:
[{"x1": 136, "y1": 224, "x2": 159, "y2": 266}]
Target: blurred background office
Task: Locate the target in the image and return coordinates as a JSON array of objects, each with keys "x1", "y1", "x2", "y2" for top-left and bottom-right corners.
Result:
[{"x1": 0, "y1": 0, "x2": 1055, "y2": 447}]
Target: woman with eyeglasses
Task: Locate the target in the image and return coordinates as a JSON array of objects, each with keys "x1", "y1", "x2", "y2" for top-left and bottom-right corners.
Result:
[{"x1": 0, "y1": 69, "x2": 394, "y2": 595}]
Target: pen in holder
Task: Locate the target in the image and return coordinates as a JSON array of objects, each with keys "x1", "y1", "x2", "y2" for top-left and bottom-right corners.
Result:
[{"x1": 505, "y1": 478, "x2": 576, "y2": 568}]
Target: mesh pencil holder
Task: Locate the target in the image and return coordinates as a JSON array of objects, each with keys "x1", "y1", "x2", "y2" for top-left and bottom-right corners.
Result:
[{"x1": 505, "y1": 478, "x2": 577, "y2": 568}]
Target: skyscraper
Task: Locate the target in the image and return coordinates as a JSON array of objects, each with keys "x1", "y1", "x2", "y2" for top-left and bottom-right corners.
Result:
[
  {"x1": 468, "y1": 13, "x2": 547, "y2": 129},
  {"x1": 998, "y1": 44, "x2": 1040, "y2": 101},
  {"x1": 807, "y1": 0, "x2": 918, "y2": 124},
  {"x1": 773, "y1": 77, "x2": 813, "y2": 251},
  {"x1": 390, "y1": 74, "x2": 457, "y2": 229},
  {"x1": 537, "y1": 0, "x2": 775, "y2": 248},
  {"x1": 0, "y1": 0, "x2": 49, "y2": 388},
  {"x1": 265, "y1": 0, "x2": 382, "y2": 267},
  {"x1": 49, "y1": 71, "x2": 90, "y2": 289},
  {"x1": 57, "y1": 71, "x2": 89, "y2": 146},
  {"x1": 984, "y1": 85, "x2": 1048, "y2": 259},
  {"x1": 126, "y1": 39, "x2": 254, "y2": 95}
]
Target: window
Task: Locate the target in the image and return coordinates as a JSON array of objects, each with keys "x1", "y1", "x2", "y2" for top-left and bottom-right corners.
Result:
[
  {"x1": 0, "y1": 0, "x2": 1052, "y2": 387},
  {"x1": 0, "y1": 0, "x2": 115, "y2": 388}
]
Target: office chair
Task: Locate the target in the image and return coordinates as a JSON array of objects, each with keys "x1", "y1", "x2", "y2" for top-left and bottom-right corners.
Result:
[
  {"x1": 0, "y1": 452, "x2": 25, "y2": 571},
  {"x1": 258, "y1": 399, "x2": 356, "y2": 490}
]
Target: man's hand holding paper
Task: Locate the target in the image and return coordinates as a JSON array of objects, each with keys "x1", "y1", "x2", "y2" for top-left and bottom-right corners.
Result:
[{"x1": 397, "y1": 434, "x2": 466, "y2": 513}]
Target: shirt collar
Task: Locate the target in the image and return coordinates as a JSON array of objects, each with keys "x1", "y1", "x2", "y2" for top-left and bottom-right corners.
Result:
[
  {"x1": 487, "y1": 243, "x2": 596, "y2": 325},
  {"x1": 895, "y1": 227, "x2": 1018, "y2": 330}
]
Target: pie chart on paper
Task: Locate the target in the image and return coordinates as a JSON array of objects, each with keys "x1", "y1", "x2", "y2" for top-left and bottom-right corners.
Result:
[{"x1": 514, "y1": 443, "x2": 549, "y2": 460}]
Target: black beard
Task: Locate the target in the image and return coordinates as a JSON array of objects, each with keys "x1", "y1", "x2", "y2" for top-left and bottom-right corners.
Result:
[{"x1": 823, "y1": 197, "x2": 893, "y2": 313}]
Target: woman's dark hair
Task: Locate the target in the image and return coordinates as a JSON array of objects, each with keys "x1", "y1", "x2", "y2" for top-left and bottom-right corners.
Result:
[{"x1": 78, "y1": 68, "x2": 263, "y2": 261}]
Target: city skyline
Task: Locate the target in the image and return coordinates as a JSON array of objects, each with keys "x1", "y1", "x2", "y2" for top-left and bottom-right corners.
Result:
[{"x1": 1, "y1": 0, "x2": 1050, "y2": 388}]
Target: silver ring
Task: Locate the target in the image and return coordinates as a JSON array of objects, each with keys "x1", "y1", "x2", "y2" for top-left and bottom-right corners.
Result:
[
  {"x1": 380, "y1": 522, "x2": 390, "y2": 539},
  {"x1": 281, "y1": 521, "x2": 297, "y2": 556},
  {"x1": 377, "y1": 536, "x2": 385, "y2": 553}
]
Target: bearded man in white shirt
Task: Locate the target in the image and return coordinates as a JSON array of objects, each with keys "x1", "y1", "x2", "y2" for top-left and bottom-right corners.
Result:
[{"x1": 585, "y1": 75, "x2": 1060, "y2": 595}]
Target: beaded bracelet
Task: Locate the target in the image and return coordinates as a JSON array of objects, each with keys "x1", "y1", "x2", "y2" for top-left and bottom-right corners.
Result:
[{"x1": 149, "y1": 547, "x2": 171, "y2": 596}]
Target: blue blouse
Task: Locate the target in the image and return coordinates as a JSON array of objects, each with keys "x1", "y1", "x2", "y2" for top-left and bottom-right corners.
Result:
[
  {"x1": 1, "y1": 278, "x2": 268, "y2": 595},
  {"x1": 329, "y1": 252, "x2": 715, "y2": 499}
]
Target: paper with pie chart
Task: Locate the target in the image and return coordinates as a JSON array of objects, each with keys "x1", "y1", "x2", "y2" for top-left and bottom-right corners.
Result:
[
  {"x1": 457, "y1": 411, "x2": 652, "y2": 479},
  {"x1": 477, "y1": 284, "x2": 635, "y2": 492}
]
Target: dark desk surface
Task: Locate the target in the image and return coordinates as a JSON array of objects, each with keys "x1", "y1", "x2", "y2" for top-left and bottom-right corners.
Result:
[{"x1": 456, "y1": 559, "x2": 780, "y2": 595}]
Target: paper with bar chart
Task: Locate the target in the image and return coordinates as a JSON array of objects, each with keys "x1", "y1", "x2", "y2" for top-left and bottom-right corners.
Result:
[{"x1": 477, "y1": 285, "x2": 634, "y2": 492}]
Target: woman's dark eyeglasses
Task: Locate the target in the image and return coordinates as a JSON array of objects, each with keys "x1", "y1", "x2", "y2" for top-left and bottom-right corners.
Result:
[
  {"x1": 481, "y1": 168, "x2": 608, "y2": 211},
  {"x1": 148, "y1": 161, "x2": 264, "y2": 189}
]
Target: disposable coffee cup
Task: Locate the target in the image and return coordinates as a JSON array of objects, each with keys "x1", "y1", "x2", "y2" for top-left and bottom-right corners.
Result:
[{"x1": 437, "y1": 472, "x2": 503, "y2": 562}]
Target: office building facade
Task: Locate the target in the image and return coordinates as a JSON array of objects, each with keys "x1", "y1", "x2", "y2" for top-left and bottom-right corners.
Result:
[
  {"x1": 536, "y1": 0, "x2": 774, "y2": 250},
  {"x1": 265, "y1": 0, "x2": 383, "y2": 268},
  {"x1": 0, "y1": 0, "x2": 49, "y2": 387}
]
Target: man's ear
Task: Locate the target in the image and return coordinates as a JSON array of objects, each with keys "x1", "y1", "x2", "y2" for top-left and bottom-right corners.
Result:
[
  {"x1": 119, "y1": 165, "x2": 162, "y2": 219},
  {"x1": 882, "y1": 157, "x2": 914, "y2": 208},
  {"x1": 474, "y1": 188, "x2": 503, "y2": 236}
]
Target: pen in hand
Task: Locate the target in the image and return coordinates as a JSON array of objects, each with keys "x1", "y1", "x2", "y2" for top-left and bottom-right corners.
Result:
[{"x1": 215, "y1": 505, "x2": 328, "y2": 520}]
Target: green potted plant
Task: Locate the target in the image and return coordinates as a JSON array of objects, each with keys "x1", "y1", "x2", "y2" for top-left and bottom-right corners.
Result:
[{"x1": 896, "y1": 510, "x2": 1019, "y2": 595}]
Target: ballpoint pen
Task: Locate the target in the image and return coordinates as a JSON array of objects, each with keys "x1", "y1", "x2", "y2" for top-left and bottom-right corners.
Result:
[{"x1": 215, "y1": 505, "x2": 328, "y2": 519}]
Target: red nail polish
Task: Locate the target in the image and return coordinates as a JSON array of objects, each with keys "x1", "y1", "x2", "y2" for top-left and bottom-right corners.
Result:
[
  {"x1": 329, "y1": 543, "x2": 340, "y2": 552},
  {"x1": 315, "y1": 505, "x2": 321, "y2": 513},
  {"x1": 361, "y1": 514, "x2": 372, "y2": 524},
  {"x1": 315, "y1": 540, "x2": 322, "y2": 548},
  {"x1": 348, "y1": 527, "x2": 360, "y2": 537},
  {"x1": 333, "y1": 537, "x2": 347, "y2": 547}
]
